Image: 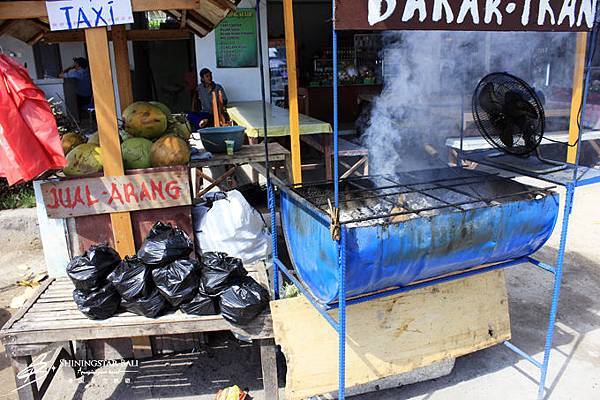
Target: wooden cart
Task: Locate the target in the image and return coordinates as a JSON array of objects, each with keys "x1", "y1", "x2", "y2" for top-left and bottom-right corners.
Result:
[{"x1": 0, "y1": 272, "x2": 279, "y2": 400}]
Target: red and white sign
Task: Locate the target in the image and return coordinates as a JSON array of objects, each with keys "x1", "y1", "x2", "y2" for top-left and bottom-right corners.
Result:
[{"x1": 41, "y1": 171, "x2": 191, "y2": 219}]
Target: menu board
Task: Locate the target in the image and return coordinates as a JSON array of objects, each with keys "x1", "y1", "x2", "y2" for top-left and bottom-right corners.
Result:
[{"x1": 215, "y1": 9, "x2": 258, "y2": 68}]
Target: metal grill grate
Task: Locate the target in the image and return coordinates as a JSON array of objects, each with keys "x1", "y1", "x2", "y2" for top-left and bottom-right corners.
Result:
[{"x1": 289, "y1": 168, "x2": 554, "y2": 226}]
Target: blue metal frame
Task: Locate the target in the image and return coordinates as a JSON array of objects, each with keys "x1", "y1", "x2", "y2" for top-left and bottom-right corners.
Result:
[{"x1": 254, "y1": 0, "x2": 600, "y2": 397}]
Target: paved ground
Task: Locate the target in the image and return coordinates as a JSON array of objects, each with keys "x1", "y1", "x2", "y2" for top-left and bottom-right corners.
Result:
[{"x1": 0, "y1": 183, "x2": 599, "y2": 399}]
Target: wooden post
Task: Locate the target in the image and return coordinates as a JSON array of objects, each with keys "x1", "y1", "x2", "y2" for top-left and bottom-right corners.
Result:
[
  {"x1": 85, "y1": 27, "x2": 135, "y2": 258},
  {"x1": 282, "y1": 0, "x2": 302, "y2": 184},
  {"x1": 112, "y1": 25, "x2": 133, "y2": 112},
  {"x1": 567, "y1": 32, "x2": 588, "y2": 164}
]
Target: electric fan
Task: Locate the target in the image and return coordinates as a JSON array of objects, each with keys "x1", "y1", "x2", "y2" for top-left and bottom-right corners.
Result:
[{"x1": 472, "y1": 72, "x2": 566, "y2": 174}]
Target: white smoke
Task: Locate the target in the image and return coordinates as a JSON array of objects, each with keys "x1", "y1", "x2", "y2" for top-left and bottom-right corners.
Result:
[{"x1": 362, "y1": 30, "x2": 576, "y2": 177}]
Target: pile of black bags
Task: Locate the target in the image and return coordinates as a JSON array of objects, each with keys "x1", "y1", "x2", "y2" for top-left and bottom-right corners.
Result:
[
  {"x1": 67, "y1": 244, "x2": 121, "y2": 319},
  {"x1": 67, "y1": 221, "x2": 269, "y2": 325}
]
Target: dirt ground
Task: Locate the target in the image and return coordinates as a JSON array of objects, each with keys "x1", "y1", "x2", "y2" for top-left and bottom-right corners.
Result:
[{"x1": 0, "y1": 183, "x2": 599, "y2": 399}]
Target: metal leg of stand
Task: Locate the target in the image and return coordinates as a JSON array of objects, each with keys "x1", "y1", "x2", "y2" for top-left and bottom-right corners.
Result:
[
  {"x1": 337, "y1": 228, "x2": 347, "y2": 399},
  {"x1": 538, "y1": 184, "x2": 575, "y2": 399}
]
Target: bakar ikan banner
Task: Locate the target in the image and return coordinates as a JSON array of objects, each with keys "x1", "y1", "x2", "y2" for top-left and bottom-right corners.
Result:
[{"x1": 335, "y1": 0, "x2": 598, "y2": 31}]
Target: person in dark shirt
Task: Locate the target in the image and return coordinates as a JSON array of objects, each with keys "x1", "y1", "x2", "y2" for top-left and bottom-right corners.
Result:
[{"x1": 61, "y1": 57, "x2": 93, "y2": 115}]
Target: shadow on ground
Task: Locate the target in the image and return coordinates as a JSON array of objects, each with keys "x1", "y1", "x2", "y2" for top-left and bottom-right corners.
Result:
[{"x1": 354, "y1": 246, "x2": 600, "y2": 399}]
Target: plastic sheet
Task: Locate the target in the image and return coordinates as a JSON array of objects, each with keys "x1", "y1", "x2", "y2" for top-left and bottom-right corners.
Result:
[
  {"x1": 195, "y1": 190, "x2": 270, "y2": 264},
  {"x1": 219, "y1": 276, "x2": 269, "y2": 325},
  {"x1": 73, "y1": 283, "x2": 121, "y2": 320},
  {"x1": 0, "y1": 55, "x2": 66, "y2": 185},
  {"x1": 67, "y1": 244, "x2": 121, "y2": 291},
  {"x1": 152, "y1": 259, "x2": 200, "y2": 307},
  {"x1": 198, "y1": 252, "x2": 247, "y2": 297},
  {"x1": 121, "y1": 288, "x2": 168, "y2": 318},
  {"x1": 137, "y1": 221, "x2": 193, "y2": 266},
  {"x1": 180, "y1": 292, "x2": 217, "y2": 316},
  {"x1": 107, "y1": 256, "x2": 153, "y2": 301}
]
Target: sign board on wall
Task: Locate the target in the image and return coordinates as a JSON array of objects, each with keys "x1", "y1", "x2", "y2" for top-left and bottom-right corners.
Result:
[
  {"x1": 215, "y1": 9, "x2": 258, "y2": 68},
  {"x1": 45, "y1": 0, "x2": 134, "y2": 31},
  {"x1": 41, "y1": 171, "x2": 191, "y2": 219},
  {"x1": 335, "y1": 0, "x2": 597, "y2": 31}
]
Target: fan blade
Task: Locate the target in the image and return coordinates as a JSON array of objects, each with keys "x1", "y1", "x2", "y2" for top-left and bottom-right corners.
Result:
[
  {"x1": 500, "y1": 123, "x2": 516, "y2": 147},
  {"x1": 478, "y1": 83, "x2": 503, "y2": 114},
  {"x1": 504, "y1": 90, "x2": 538, "y2": 118}
]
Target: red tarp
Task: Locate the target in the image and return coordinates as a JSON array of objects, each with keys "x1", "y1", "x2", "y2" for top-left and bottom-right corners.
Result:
[{"x1": 0, "y1": 54, "x2": 67, "y2": 185}]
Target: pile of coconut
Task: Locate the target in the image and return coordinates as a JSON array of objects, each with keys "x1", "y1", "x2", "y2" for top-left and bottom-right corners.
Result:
[{"x1": 60, "y1": 101, "x2": 192, "y2": 177}]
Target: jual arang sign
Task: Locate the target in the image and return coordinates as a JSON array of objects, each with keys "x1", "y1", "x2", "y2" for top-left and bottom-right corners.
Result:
[{"x1": 334, "y1": 0, "x2": 598, "y2": 31}]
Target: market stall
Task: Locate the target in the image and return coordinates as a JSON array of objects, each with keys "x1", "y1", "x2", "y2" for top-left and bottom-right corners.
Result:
[
  {"x1": 265, "y1": 1, "x2": 600, "y2": 399},
  {"x1": 0, "y1": 1, "x2": 281, "y2": 399}
]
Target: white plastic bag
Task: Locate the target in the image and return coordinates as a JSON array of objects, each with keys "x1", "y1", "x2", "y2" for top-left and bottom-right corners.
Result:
[{"x1": 194, "y1": 190, "x2": 271, "y2": 264}]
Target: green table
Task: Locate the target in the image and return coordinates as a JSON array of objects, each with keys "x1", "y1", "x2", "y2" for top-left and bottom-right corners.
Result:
[{"x1": 227, "y1": 101, "x2": 332, "y2": 139}]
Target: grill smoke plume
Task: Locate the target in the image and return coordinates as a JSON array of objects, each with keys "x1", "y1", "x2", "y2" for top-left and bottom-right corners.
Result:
[{"x1": 361, "y1": 31, "x2": 576, "y2": 177}]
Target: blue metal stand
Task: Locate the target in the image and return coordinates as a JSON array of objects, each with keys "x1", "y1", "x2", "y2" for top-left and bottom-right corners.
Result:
[{"x1": 254, "y1": 0, "x2": 600, "y2": 397}]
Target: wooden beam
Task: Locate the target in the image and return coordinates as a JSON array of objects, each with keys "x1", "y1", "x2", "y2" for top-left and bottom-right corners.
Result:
[
  {"x1": 206, "y1": 0, "x2": 236, "y2": 12},
  {"x1": 26, "y1": 31, "x2": 44, "y2": 46},
  {"x1": 84, "y1": 27, "x2": 135, "y2": 258},
  {"x1": 42, "y1": 29, "x2": 191, "y2": 43},
  {"x1": 282, "y1": 0, "x2": 302, "y2": 184},
  {"x1": 111, "y1": 25, "x2": 133, "y2": 113},
  {"x1": 180, "y1": 10, "x2": 188, "y2": 29},
  {"x1": 187, "y1": 10, "x2": 215, "y2": 31},
  {"x1": 567, "y1": 32, "x2": 588, "y2": 163},
  {"x1": 31, "y1": 18, "x2": 49, "y2": 32},
  {"x1": 0, "y1": 0, "x2": 202, "y2": 19},
  {"x1": 0, "y1": 20, "x2": 17, "y2": 36}
]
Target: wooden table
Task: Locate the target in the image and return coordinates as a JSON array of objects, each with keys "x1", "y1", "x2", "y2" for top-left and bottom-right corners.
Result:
[
  {"x1": 189, "y1": 143, "x2": 291, "y2": 197},
  {"x1": 0, "y1": 274, "x2": 278, "y2": 400}
]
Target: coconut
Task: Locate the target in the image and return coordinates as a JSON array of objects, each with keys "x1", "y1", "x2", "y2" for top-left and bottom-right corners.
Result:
[
  {"x1": 123, "y1": 102, "x2": 168, "y2": 139},
  {"x1": 149, "y1": 101, "x2": 172, "y2": 119},
  {"x1": 167, "y1": 120, "x2": 192, "y2": 140},
  {"x1": 150, "y1": 135, "x2": 190, "y2": 167},
  {"x1": 63, "y1": 144, "x2": 103, "y2": 177},
  {"x1": 61, "y1": 132, "x2": 86, "y2": 155},
  {"x1": 121, "y1": 138, "x2": 153, "y2": 170},
  {"x1": 87, "y1": 131, "x2": 99, "y2": 145}
]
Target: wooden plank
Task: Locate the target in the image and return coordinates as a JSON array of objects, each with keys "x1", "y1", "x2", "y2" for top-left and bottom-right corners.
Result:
[
  {"x1": 282, "y1": 0, "x2": 302, "y2": 184},
  {"x1": 0, "y1": 0, "x2": 203, "y2": 19},
  {"x1": 270, "y1": 270, "x2": 511, "y2": 400},
  {"x1": 567, "y1": 32, "x2": 588, "y2": 163},
  {"x1": 0, "y1": 20, "x2": 17, "y2": 36},
  {"x1": 0, "y1": 278, "x2": 53, "y2": 334},
  {"x1": 41, "y1": 171, "x2": 191, "y2": 218},
  {"x1": 206, "y1": 0, "x2": 236, "y2": 12},
  {"x1": 258, "y1": 339, "x2": 279, "y2": 400},
  {"x1": 10, "y1": 356, "x2": 38, "y2": 400},
  {"x1": 4, "y1": 313, "x2": 273, "y2": 344},
  {"x1": 112, "y1": 25, "x2": 133, "y2": 113},
  {"x1": 43, "y1": 29, "x2": 192, "y2": 43},
  {"x1": 132, "y1": 336, "x2": 153, "y2": 359},
  {"x1": 85, "y1": 27, "x2": 136, "y2": 258}
]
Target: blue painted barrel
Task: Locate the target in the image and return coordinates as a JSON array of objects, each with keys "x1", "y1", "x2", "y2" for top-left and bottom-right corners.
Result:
[{"x1": 280, "y1": 186, "x2": 559, "y2": 305}]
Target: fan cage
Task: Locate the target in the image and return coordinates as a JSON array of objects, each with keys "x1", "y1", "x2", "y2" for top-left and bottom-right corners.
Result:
[{"x1": 472, "y1": 72, "x2": 545, "y2": 156}]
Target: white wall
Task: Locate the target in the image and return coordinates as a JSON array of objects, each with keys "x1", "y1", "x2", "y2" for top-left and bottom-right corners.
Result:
[
  {"x1": 194, "y1": 0, "x2": 270, "y2": 103},
  {"x1": 59, "y1": 42, "x2": 86, "y2": 70},
  {"x1": 0, "y1": 36, "x2": 37, "y2": 79}
]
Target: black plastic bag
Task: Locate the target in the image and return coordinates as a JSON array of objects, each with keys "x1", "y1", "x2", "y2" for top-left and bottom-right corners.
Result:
[
  {"x1": 180, "y1": 292, "x2": 217, "y2": 316},
  {"x1": 199, "y1": 252, "x2": 247, "y2": 296},
  {"x1": 107, "y1": 256, "x2": 153, "y2": 301},
  {"x1": 152, "y1": 259, "x2": 200, "y2": 307},
  {"x1": 73, "y1": 283, "x2": 121, "y2": 320},
  {"x1": 121, "y1": 288, "x2": 168, "y2": 318},
  {"x1": 219, "y1": 276, "x2": 269, "y2": 325},
  {"x1": 137, "y1": 222, "x2": 193, "y2": 266},
  {"x1": 67, "y1": 244, "x2": 121, "y2": 291}
]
